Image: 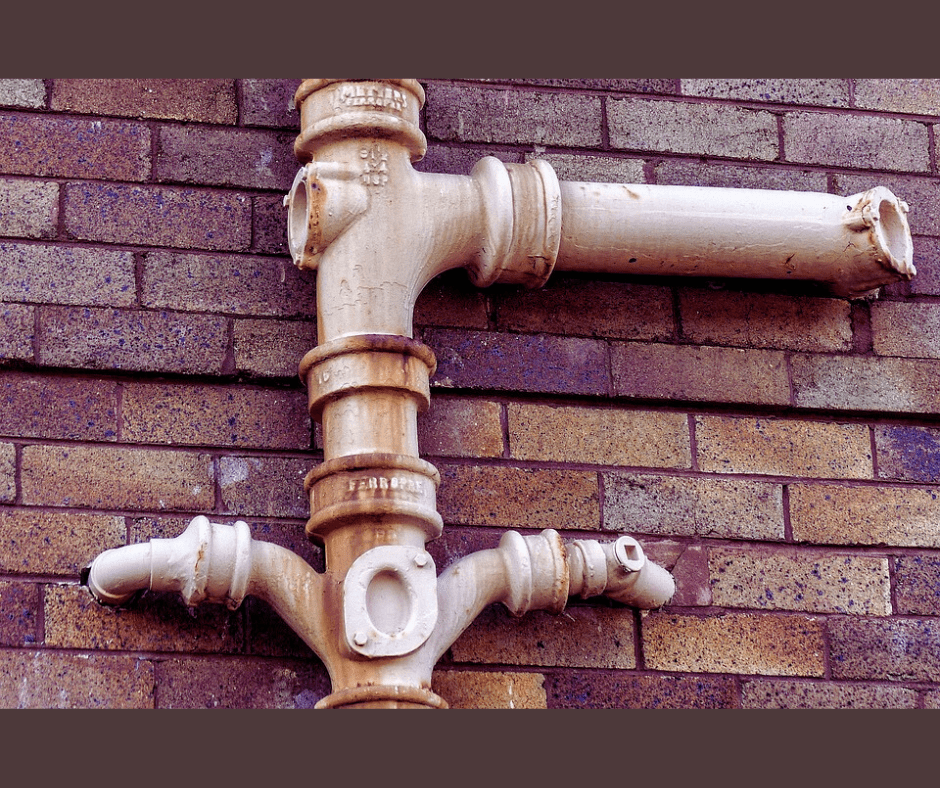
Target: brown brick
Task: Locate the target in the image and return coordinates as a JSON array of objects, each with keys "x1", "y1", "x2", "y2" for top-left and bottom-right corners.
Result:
[
  {"x1": 413, "y1": 271, "x2": 489, "y2": 330},
  {"x1": 872, "y1": 301, "x2": 940, "y2": 359},
  {"x1": 240, "y1": 79, "x2": 302, "y2": 129},
  {"x1": 508, "y1": 403, "x2": 690, "y2": 468},
  {"x1": 648, "y1": 541, "x2": 712, "y2": 606},
  {"x1": 426, "y1": 84, "x2": 603, "y2": 148},
  {"x1": 0, "y1": 242, "x2": 136, "y2": 307},
  {"x1": 495, "y1": 278, "x2": 674, "y2": 341},
  {"x1": 45, "y1": 583, "x2": 243, "y2": 653},
  {"x1": 0, "y1": 509, "x2": 125, "y2": 575},
  {"x1": 21, "y1": 444, "x2": 215, "y2": 512},
  {"x1": 0, "y1": 112, "x2": 150, "y2": 181},
  {"x1": 0, "y1": 580, "x2": 39, "y2": 646},
  {"x1": 141, "y1": 250, "x2": 316, "y2": 317},
  {"x1": 218, "y1": 454, "x2": 311, "y2": 518},
  {"x1": 680, "y1": 289, "x2": 852, "y2": 353},
  {"x1": 643, "y1": 611, "x2": 826, "y2": 676},
  {"x1": 121, "y1": 382, "x2": 311, "y2": 451},
  {"x1": 911, "y1": 237, "x2": 940, "y2": 296},
  {"x1": 545, "y1": 671, "x2": 739, "y2": 709},
  {"x1": 437, "y1": 463, "x2": 600, "y2": 530},
  {"x1": 0, "y1": 441, "x2": 13, "y2": 502},
  {"x1": 681, "y1": 79, "x2": 850, "y2": 107},
  {"x1": 854, "y1": 79, "x2": 940, "y2": 115},
  {"x1": 426, "y1": 328, "x2": 610, "y2": 397},
  {"x1": 432, "y1": 669, "x2": 547, "y2": 709},
  {"x1": 156, "y1": 126, "x2": 296, "y2": 191},
  {"x1": 417, "y1": 397, "x2": 503, "y2": 459},
  {"x1": 603, "y1": 472, "x2": 784, "y2": 540},
  {"x1": 425, "y1": 526, "x2": 503, "y2": 574},
  {"x1": 154, "y1": 656, "x2": 330, "y2": 709},
  {"x1": 790, "y1": 483, "x2": 940, "y2": 548},
  {"x1": 611, "y1": 343, "x2": 790, "y2": 406},
  {"x1": 0, "y1": 651, "x2": 154, "y2": 708},
  {"x1": 875, "y1": 425, "x2": 940, "y2": 483},
  {"x1": 233, "y1": 318, "x2": 317, "y2": 377},
  {"x1": 791, "y1": 354, "x2": 940, "y2": 414},
  {"x1": 450, "y1": 604, "x2": 636, "y2": 669},
  {"x1": 608, "y1": 98, "x2": 778, "y2": 160},
  {"x1": 742, "y1": 679, "x2": 917, "y2": 708},
  {"x1": 244, "y1": 596, "x2": 319, "y2": 660},
  {"x1": 0, "y1": 79, "x2": 45, "y2": 109},
  {"x1": 51, "y1": 79, "x2": 236, "y2": 124},
  {"x1": 783, "y1": 111, "x2": 929, "y2": 172},
  {"x1": 828, "y1": 616, "x2": 940, "y2": 681},
  {"x1": 0, "y1": 179, "x2": 58, "y2": 239},
  {"x1": 251, "y1": 193, "x2": 290, "y2": 256},
  {"x1": 0, "y1": 372, "x2": 118, "y2": 441},
  {"x1": 524, "y1": 152, "x2": 646, "y2": 184},
  {"x1": 894, "y1": 555, "x2": 940, "y2": 615},
  {"x1": 64, "y1": 182, "x2": 251, "y2": 252},
  {"x1": 833, "y1": 173, "x2": 940, "y2": 237},
  {"x1": 0, "y1": 304, "x2": 33, "y2": 362},
  {"x1": 695, "y1": 415, "x2": 872, "y2": 478},
  {"x1": 654, "y1": 160, "x2": 829, "y2": 192},
  {"x1": 709, "y1": 547, "x2": 891, "y2": 615},
  {"x1": 38, "y1": 306, "x2": 229, "y2": 375}
]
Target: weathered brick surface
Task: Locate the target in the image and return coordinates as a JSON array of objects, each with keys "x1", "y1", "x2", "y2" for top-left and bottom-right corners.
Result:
[
  {"x1": 681, "y1": 79, "x2": 850, "y2": 107},
  {"x1": 0, "y1": 651, "x2": 154, "y2": 708},
  {"x1": 233, "y1": 318, "x2": 317, "y2": 378},
  {"x1": 893, "y1": 556, "x2": 940, "y2": 615},
  {"x1": 925, "y1": 691, "x2": 940, "y2": 709},
  {"x1": 51, "y1": 79, "x2": 236, "y2": 124},
  {"x1": 38, "y1": 306, "x2": 229, "y2": 375},
  {"x1": 437, "y1": 463, "x2": 600, "y2": 530},
  {"x1": 416, "y1": 144, "x2": 522, "y2": 177},
  {"x1": 0, "y1": 304, "x2": 33, "y2": 362},
  {"x1": 791, "y1": 354, "x2": 940, "y2": 414},
  {"x1": 64, "y1": 182, "x2": 251, "y2": 252},
  {"x1": 790, "y1": 483, "x2": 940, "y2": 548},
  {"x1": 0, "y1": 509, "x2": 125, "y2": 575},
  {"x1": 643, "y1": 611, "x2": 826, "y2": 676},
  {"x1": 218, "y1": 454, "x2": 311, "y2": 518},
  {"x1": 608, "y1": 98, "x2": 778, "y2": 160},
  {"x1": 829, "y1": 617, "x2": 940, "y2": 681},
  {"x1": 508, "y1": 403, "x2": 690, "y2": 468},
  {"x1": 122, "y1": 382, "x2": 310, "y2": 450},
  {"x1": 0, "y1": 242, "x2": 136, "y2": 307},
  {"x1": 611, "y1": 343, "x2": 790, "y2": 406},
  {"x1": 871, "y1": 302, "x2": 940, "y2": 359},
  {"x1": 154, "y1": 656, "x2": 329, "y2": 709},
  {"x1": 432, "y1": 670, "x2": 547, "y2": 709},
  {"x1": 0, "y1": 179, "x2": 58, "y2": 239},
  {"x1": 45, "y1": 584, "x2": 243, "y2": 653},
  {"x1": 545, "y1": 671, "x2": 738, "y2": 708},
  {"x1": 653, "y1": 160, "x2": 828, "y2": 192},
  {"x1": 694, "y1": 415, "x2": 872, "y2": 478},
  {"x1": 783, "y1": 111, "x2": 929, "y2": 171},
  {"x1": 875, "y1": 425, "x2": 940, "y2": 483},
  {"x1": 741, "y1": 679, "x2": 918, "y2": 708},
  {"x1": 0, "y1": 372, "x2": 118, "y2": 441},
  {"x1": 417, "y1": 397, "x2": 503, "y2": 459},
  {"x1": 0, "y1": 580, "x2": 39, "y2": 645},
  {"x1": 156, "y1": 126, "x2": 296, "y2": 191},
  {"x1": 426, "y1": 328, "x2": 610, "y2": 397},
  {"x1": 603, "y1": 473, "x2": 784, "y2": 540},
  {"x1": 495, "y1": 279, "x2": 674, "y2": 341},
  {"x1": 910, "y1": 237, "x2": 940, "y2": 296},
  {"x1": 425, "y1": 83, "x2": 603, "y2": 148},
  {"x1": 413, "y1": 270, "x2": 489, "y2": 330},
  {"x1": 244, "y1": 597, "x2": 319, "y2": 660},
  {"x1": 523, "y1": 152, "x2": 646, "y2": 184},
  {"x1": 833, "y1": 173, "x2": 940, "y2": 237},
  {"x1": 450, "y1": 605, "x2": 637, "y2": 669},
  {"x1": 0, "y1": 79, "x2": 45, "y2": 109},
  {"x1": 477, "y1": 78, "x2": 678, "y2": 94},
  {"x1": 240, "y1": 79, "x2": 301, "y2": 129},
  {"x1": 854, "y1": 79, "x2": 940, "y2": 115},
  {"x1": 679, "y1": 290, "x2": 852, "y2": 352},
  {"x1": 0, "y1": 442, "x2": 13, "y2": 502},
  {"x1": 251, "y1": 193, "x2": 290, "y2": 256},
  {"x1": 0, "y1": 113, "x2": 150, "y2": 181},
  {"x1": 708, "y1": 547, "x2": 892, "y2": 615},
  {"x1": 647, "y1": 541, "x2": 712, "y2": 606},
  {"x1": 141, "y1": 250, "x2": 316, "y2": 317},
  {"x1": 21, "y1": 444, "x2": 215, "y2": 512}
]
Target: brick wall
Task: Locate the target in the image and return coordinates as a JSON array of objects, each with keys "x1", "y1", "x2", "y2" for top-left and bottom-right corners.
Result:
[{"x1": 1, "y1": 78, "x2": 939, "y2": 708}]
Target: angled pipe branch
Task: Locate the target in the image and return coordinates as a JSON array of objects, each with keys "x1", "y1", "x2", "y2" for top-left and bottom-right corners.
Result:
[{"x1": 83, "y1": 78, "x2": 915, "y2": 709}]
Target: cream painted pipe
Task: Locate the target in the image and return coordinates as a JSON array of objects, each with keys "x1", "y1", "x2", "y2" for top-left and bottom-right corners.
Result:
[{"x1": 554, "y1": 181, "x2": 914, "y2": 297}]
